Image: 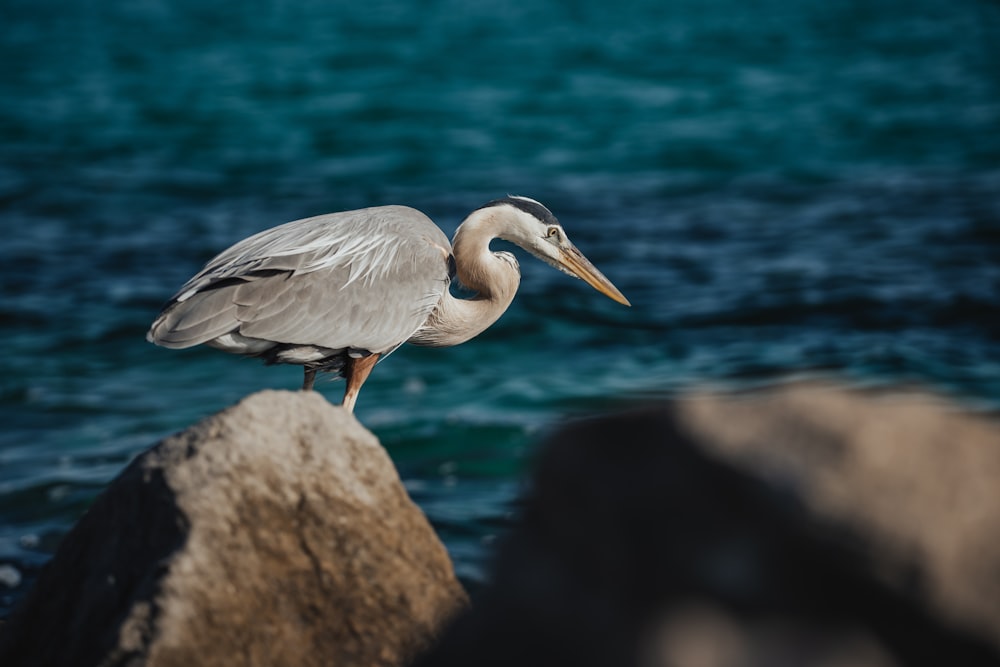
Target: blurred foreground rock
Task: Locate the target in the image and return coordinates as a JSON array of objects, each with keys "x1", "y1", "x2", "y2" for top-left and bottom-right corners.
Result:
[
  {"x1": 0, "y1": 391, "x2": 467, "y2": 667},
  {"x1": 676, "y1": 384, "x2": 1000, "y2": 646},
  {"x1": 416, "y1": 383, "x2": 1000, "y2": 667}
]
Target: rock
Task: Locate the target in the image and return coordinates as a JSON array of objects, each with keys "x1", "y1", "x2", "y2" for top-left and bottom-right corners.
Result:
[
  {"x1": 673, "y1": 383, "x2": 1000, "y2": 646},
  {"x1": 414, "y1": 384, "x2": 1000, "y2": 667},
  {"x1": 0, "y1": 390, "x2": 467, "y2": 667}
]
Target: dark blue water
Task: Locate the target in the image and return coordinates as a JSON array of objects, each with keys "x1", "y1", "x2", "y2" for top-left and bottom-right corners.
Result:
[{"x1": 2, "y1": 0, "x2": 999, "y2": 612}]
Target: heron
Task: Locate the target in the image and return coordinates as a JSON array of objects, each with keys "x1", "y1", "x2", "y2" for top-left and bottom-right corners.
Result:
[{"x1": 147, "y1": 196, "x2": 630, "y2": 412}]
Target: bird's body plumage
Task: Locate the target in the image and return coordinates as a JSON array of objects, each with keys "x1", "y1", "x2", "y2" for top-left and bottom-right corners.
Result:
[
  {"x1": 148, "y1": 197, "x2": 629, "y2": 411},
  {"x1": 150, "y1": 206, "x2": 451, "y2": 372}
]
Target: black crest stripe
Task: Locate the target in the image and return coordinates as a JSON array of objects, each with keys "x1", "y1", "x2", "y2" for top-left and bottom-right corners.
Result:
[{"x1": 476, "y1": 196, "x2": 559, "y2": 226}]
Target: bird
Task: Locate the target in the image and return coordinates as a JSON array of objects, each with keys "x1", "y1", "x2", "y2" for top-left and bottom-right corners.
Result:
[{"x1": 147, "y1": 196, "x2": 630, "y2": 412}]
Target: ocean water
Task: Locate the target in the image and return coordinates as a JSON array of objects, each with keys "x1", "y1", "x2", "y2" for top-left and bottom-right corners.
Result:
[{"x1": 2, "y1": 0, "x2": 999, "y2": 613}]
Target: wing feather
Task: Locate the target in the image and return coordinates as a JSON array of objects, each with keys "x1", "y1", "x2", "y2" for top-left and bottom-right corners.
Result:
[
  {"x1": 148, "y1": 206, "x2": 453, "y2": 356},
  {"x1": 149, "y1": 289, "x2": 240, "y2": 347}
]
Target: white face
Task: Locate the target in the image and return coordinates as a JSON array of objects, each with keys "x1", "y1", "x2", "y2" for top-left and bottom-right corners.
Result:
[
  {"x1": 485, "y1": 196, "x2": 631, "y2": 306},
  {"x1": 535, "y1": 221, "x2": 580, "y2": 277},
  {"x1": 496, "y1": 204, "x2": 579, "y2": 277}
]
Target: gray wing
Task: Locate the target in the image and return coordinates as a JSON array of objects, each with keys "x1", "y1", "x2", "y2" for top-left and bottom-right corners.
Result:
[{"x1": 148, "y1": 206, "x2": 453, "y2": 355}]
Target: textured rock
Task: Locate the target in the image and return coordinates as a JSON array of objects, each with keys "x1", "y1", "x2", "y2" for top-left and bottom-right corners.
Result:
[
  {"x1": 415, "y1": 385, "x2": 1000, "y2": 667},
  {"x1": 0, "y1": 390, "x2": 467, "y2": 667}
]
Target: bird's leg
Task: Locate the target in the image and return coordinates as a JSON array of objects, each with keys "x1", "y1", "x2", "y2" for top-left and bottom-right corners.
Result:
[
  {"x1": 341, "y1": 354, "x2": 379, "y2": 412},
  {"x1": 302, "y1": 368, "x2": 316, "y2": 391}
]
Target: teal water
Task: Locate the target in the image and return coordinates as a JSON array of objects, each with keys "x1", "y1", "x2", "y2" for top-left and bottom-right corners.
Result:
[{"x1": 2, "y1": 0, "x2": 999, "y2": 611}]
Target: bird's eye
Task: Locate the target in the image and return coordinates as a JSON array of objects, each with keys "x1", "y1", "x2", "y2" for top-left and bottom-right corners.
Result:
[{"x1": 546, "y1": 226, "x2": 560, "y2": 240}]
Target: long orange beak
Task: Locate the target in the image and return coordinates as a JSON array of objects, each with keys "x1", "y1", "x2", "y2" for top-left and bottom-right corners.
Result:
[{"x1": 559, "y1": 245, "x2": 631, "y2": 306}]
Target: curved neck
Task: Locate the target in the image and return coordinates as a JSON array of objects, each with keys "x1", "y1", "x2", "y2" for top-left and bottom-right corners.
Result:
[{"x1": 409, "y1": 210, "x2": 520, "y2": 348}]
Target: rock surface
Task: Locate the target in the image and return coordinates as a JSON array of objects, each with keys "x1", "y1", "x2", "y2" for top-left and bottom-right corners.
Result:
[
  {"x1": 415, "y1": 383, "x2": 1000, "y2": 667},
  {"x1": 0, "y1": 390, "x2": 467, "y2": 667},
  {"x1": 674, "y1": 383, "x2": 1000, "y2": 646}
]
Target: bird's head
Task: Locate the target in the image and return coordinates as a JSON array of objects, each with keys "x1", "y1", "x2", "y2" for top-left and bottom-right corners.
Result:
[{"x1": 474, "y1": 196, "x2": 631, "y2": 306}]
